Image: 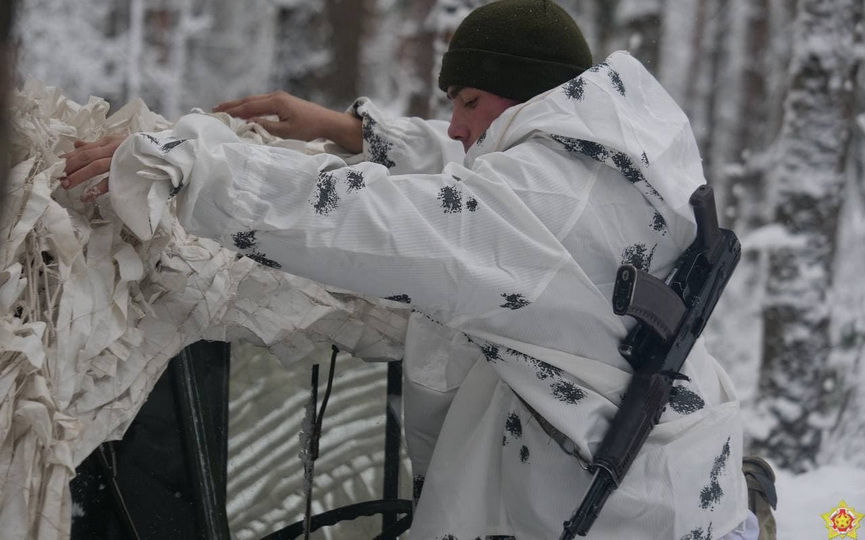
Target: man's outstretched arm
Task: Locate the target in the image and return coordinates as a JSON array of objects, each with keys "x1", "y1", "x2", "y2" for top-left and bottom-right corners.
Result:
[
  {"x1": 62, "y1": 91, "x2": 364, "y2": 201},
  {"x1": 213, "y1": 91, "x2": 363, "y2": 154}
]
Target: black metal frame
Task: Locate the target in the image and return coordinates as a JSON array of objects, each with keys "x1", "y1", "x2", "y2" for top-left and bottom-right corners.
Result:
[
  {"x1": 88, "y1": 341, "x2": 411, "y2": 539},
  {"x1": 262, "y1": 360, "x2": 412, "y2": 540},
  {"x1": 172, "y1": 346, "x2": 232, "y2": 540},
  {"x1": 172, "y1": 345, "x2": 413, "y2": 540}
]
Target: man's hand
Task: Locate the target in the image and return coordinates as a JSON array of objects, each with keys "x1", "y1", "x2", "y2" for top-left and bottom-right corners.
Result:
[
  {"x1": 213, "y1": 91, "x2": 328, "y2": 141},
  {"x1": 213, "y1": 91, "x2": 363, "y2": 154},
  {"x1": 61, "y1": 134, "x2": 127, "y2": 202}
]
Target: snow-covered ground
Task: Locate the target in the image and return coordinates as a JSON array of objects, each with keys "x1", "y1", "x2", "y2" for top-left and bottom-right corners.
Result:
[{"x1": 775, "y1": 465, "x2": 865, "y2": 540}]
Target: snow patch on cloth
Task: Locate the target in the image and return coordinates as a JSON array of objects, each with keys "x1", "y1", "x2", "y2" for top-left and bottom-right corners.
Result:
[{"x1": 0, "y1": 81, "x2": 408, "y2": 540}]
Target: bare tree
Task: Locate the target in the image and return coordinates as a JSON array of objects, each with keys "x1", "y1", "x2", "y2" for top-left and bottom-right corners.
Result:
[
  {"x1": 591, "y1": 0, "x2": 619, "y2": 57},
  {"x1": 398, "y1": 0, "x2": 439, "y2": 118},
  {"x1": 755, "y1": 0, "x2": 863, "y2": 472},
  {"x1": 819, "y1": 53, "x2": 865, "y2": 469},
  {"x1": 696, "y1": 0, "x2": 735, "y2": 214},
  {"x1": 0, "y1": 0, "x2": 14, "y2": 202},
  {"x1": 612, "y1": 0, "x2": 662, "y2": 71},
  {"x1": 325, "y1": 0, "x2": 369, "y2": 107},
  {"x1": 269, "y1": 0, "x2": 370, "y2": 111}
]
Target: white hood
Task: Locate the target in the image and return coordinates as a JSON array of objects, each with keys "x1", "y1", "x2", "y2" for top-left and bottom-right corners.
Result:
[{"x1": 468, "y1": 50, "x2": 704, "y2": 252}]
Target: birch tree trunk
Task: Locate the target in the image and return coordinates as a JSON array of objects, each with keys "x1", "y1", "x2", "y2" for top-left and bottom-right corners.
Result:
[
  {"x1": 819, "y1": 64, "x2": 865, "y2": 468},
  {"x1": 755, "y1": 0, "x2": 862, "y2": 472},
  {"x1": 657, "y1": 0, "x2": 699, "y2": 105},
  {"x1": 164, "y1": 0, "x2": 192, "y2": 120},
  {"x1": 705, "y1": 0, "x2": 778, "y2": 420},
  {"x1": 726, "y1": 0, "x2": 772, "y2": 231},
  {"x1": 697, "y1": 0, "x2": 735, "y2": 216},
  {"x1": 127, "y1": 0, "x2": 145, "y2": 103}
]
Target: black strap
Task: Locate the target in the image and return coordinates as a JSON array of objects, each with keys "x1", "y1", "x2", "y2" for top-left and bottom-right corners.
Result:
[{"x1": 743, "y1": 456, "x2": 778, "y2": 510}]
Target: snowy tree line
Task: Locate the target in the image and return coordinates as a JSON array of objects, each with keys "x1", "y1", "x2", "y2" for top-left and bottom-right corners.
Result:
[{"x1": 13, "y1": 0, "x2": 865, "y2": 474}]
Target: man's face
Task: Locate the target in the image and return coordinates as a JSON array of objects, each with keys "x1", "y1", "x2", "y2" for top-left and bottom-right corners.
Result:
[{"x1": 447, "y1": 87, "x2": 519, "y2": 152}]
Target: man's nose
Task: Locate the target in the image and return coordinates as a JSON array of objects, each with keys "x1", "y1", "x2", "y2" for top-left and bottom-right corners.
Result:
[{"x1": 447, "y1": 110, "x2": 468, "y2": 142}]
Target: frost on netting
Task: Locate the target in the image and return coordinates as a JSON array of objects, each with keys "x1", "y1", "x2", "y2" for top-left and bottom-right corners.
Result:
[{"x1": 0, "y1": 81, "x2": 408, "y2": 539}]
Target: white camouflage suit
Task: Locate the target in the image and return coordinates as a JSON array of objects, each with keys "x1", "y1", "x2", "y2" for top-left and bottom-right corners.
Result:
[{"x1": 110, "y1": 52, "x2": 756, "y2": 539}]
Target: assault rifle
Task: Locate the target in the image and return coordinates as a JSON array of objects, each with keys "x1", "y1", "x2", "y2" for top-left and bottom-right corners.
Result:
[{"x1": 560, "y1": 185, "x2": 741, "y2": 539}]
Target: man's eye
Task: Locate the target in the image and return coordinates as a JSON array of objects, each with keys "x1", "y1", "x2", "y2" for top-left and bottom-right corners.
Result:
[{"x1": 465, "y1": 98, "x2": 478, "y2": 109}]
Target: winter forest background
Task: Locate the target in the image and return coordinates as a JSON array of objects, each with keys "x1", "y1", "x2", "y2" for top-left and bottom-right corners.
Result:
[{"x1": 11, "y1": 0, "x2": 865, "y2": 537}]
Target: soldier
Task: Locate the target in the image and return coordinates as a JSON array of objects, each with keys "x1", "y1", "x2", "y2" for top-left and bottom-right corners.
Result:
[{"x1": 64, "y1": 1, "x2": 766, "y2": 537}]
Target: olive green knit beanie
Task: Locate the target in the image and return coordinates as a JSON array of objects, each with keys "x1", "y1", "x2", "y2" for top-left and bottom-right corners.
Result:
[{"x1": 438, "y1": 0, "x2": 593, "y2": 102}]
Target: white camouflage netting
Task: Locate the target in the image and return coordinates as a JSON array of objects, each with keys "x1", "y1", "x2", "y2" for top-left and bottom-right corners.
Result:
[{"x1": 0, "y1": 81, "x2": 409, "y2": 540}]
